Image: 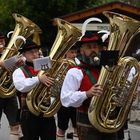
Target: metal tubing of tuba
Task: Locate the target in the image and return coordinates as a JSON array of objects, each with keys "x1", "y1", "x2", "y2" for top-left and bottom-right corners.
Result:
[
  {"x1": 0, "y1": 13, "x2": 42, "y2": 98},
  {"x1": 88, "y1": 11, "x2": 140, "y2": 133},
  {"x1": 26, "y1": 18, "x2": 82, "y2": 117}
]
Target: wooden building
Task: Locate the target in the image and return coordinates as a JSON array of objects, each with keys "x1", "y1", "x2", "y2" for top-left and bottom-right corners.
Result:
[
  {"x1": 61, "y1": 1, "x2": 140, "y2": 28},
  {"x1": 61, "y1": 1, "x2": 140, "y2": 56}
]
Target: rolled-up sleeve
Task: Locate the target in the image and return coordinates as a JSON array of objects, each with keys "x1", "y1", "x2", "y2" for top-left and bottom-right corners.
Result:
[
  {"x1": 61, "y1": 68, "x2": 87, "y2": 108},
  {"x1": 12, "y1": 68, "x2": 40, "y2": 92}
]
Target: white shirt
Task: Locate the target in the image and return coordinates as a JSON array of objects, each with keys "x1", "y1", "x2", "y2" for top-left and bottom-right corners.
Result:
[
  {"x1": 12, "y1": 68, "x2": 40, "y2": 92},
  {"x1": 61, "y1": 67, "x2": 88, "y2": 108}
]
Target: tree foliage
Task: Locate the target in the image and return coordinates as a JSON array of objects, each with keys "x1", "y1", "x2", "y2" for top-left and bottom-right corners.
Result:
[{"x1": 0, "y1": 0, "x2": 140, "y2": 52}]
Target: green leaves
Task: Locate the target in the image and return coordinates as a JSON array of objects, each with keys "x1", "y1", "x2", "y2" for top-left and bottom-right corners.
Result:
[{"x1": 0, "y1": 0, "x2": 139, "y2": 51}]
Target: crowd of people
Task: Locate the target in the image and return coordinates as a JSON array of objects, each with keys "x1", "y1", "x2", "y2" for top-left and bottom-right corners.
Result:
[{"x1": 0, "y1": 27, "x2": 137, "y2": 140}]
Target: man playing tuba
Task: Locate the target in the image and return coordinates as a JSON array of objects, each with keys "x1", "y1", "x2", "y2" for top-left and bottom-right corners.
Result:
[
  {"x1": 60, "y1": 32, "x2": 118, "y2": 140},
  {"x1": 12, "y1": 39, "x2": 56, "y2": 140},
  {"x1": 0, "y1": 33, "x2": 23, "y2": 140}
]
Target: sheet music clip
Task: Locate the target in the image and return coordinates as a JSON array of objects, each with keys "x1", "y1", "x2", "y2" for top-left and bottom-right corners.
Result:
[
  {"x1": 33, "y1": 56, "x2": 52, "y2": 71},
  {"x1": 100, "y1": 50, "x2": 119, "y2": 67}
]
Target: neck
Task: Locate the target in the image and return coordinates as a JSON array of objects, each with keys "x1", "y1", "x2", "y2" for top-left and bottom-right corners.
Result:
[{"x1": 25, "y1": 61, "x2": 34, "y2": 67}]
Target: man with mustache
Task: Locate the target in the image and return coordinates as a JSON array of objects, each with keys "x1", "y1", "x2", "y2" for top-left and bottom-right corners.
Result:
[{"x1": 60, "y1": 32, "x2": 117, "y2": 140}]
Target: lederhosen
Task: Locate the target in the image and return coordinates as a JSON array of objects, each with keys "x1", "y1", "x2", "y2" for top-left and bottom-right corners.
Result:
[
  {"x1": 76, "y1": 63, "x2": 117, "y2": 140},
  {"x1": 19, "y1": 63, "x2": 56, "y2": 140}
]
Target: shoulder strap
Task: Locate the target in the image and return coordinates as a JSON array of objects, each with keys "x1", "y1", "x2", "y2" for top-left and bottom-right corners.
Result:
[
  {"x1": 84, "y1": 68, "x2": 97, "y2": 85},
  {"x1": 20, "y1": 65, "x2": 32, "y2": 78},
  {"x1": 78, "y1": 64, "x2": 97, "y2": 85}
]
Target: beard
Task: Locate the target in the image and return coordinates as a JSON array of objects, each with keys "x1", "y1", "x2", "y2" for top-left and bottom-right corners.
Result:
[
  {"x1": 78, "y1": 53, "x2": 100, "y2": 66},
  {"x1": 0, "y1": 44, "x2": 4, "y2": 55}
]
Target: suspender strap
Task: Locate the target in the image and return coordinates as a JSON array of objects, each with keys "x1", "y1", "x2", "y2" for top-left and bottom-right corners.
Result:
[
  {"x1": 20, "y1": 65, "x2": 32, "y2": 78},
  {"x1": 84, "y1": 68, "x2": 97, "y2": 85},
  {"x1": 79, "y1": 64, "x2": 97, "y2": 85}
]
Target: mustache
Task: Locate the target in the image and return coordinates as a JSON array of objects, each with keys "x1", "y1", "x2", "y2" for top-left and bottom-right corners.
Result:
[
  {"x1": 90, "y1": 52, "x2": 101, "y2": 65},
  {"x1": 0, "y1": 44, "x2": 4, "y2": 48},
  {"x1": 91, "y1": 51, "x2": 97, "y2": 56}
]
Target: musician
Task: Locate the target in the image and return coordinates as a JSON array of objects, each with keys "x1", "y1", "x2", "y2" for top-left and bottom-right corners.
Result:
[
  {"x1": 60, "y1": 32, "x2": 117, "y2": 140},
  {"x1": 57, "y1": 45, "x2": 78, "y2": 139},
  {"x1": 12, "y1": 39, "x2": 56, "y2": 140},
  {"x1": 0, "y1": 33, "x2": 22, "y2": 140}
]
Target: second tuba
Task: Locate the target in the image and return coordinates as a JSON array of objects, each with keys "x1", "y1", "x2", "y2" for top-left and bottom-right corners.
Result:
[
  {"x1": 0, "y1": 13, "x2": 42, "y2": 98},
  {"x1": 26, "y1": 18, "x2": 82, "y2": 117},
  {"x1": 88, "y1": 11, "x2": 140, "y2": 133}
]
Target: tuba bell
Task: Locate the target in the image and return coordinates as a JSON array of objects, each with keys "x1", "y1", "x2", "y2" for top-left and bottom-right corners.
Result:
[
  {"x1": 88, "y1": 11, "x2": 140, "y2": 133},
  {"x1": 0, "y1": 13, "x2": 42, "y2": 98},
  {"x1": 26, "y1": 18, "x2": 82, "y2": 117}
]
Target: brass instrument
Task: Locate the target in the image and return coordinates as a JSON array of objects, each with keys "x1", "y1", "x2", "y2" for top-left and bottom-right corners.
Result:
[
  {"x1": 32, "y1": 29, "x2": 42, "y2": 46},
  {"x1": 0, "y1": 13, "x2": 42, "y2": 98},
  {"x1": 88, "y1": 11, "x2": 140, "y2": 133},
  {"x1": 26, "y1": 18, "x2": 82, "y2": 117}
]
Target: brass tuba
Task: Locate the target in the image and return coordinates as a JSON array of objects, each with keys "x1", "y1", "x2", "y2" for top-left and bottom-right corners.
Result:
[
  {"x1": 88, "y1": 11, "x2": 140, "y2": 133},
  {"x1": 0, "y1": 13, "x2": 42, "y2": 98},
  {"x1": 26, "y1": 18, "x2": 82, "y2": 117}
]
